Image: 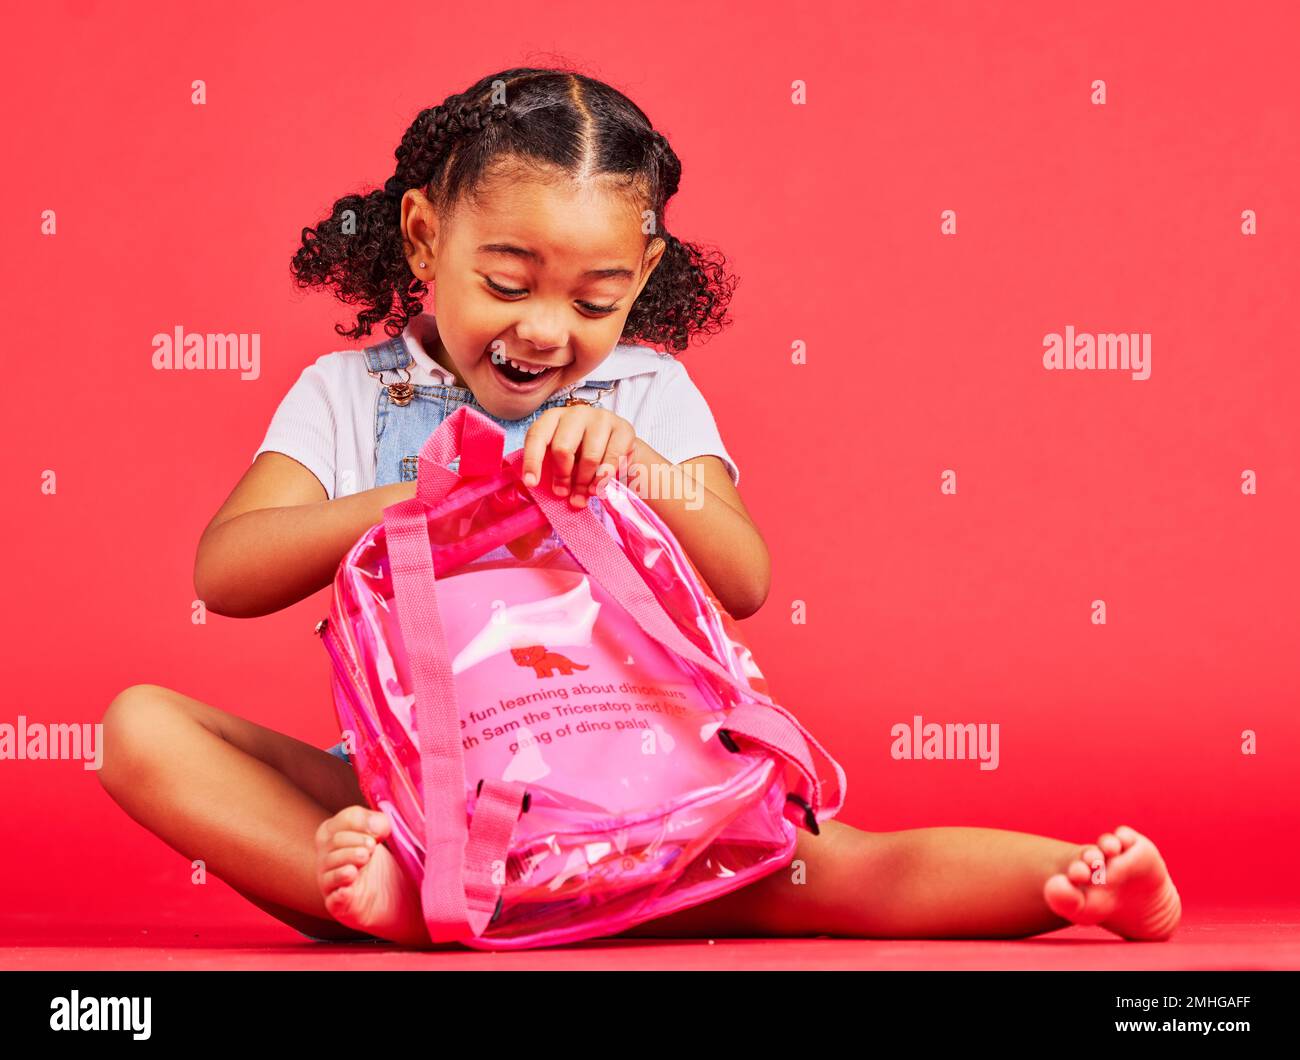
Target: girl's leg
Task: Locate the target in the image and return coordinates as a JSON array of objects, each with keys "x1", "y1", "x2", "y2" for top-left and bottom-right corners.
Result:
[
  {"x1": 620, "y1": 818, "x2": 1178, "y2": 940},
  {"x1": 97, "y1": 683, "x2": 376, "y2": 941}
]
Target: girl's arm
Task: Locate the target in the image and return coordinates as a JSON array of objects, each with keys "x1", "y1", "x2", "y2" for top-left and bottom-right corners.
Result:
[
  {"x1": 193, "y1": 452, "x2": 417, "y2": 618},
  {"x1": 621, "y1": 439, "x2": 771, "y2": 620},
  {"x1": 197, "y1": 441, "x2": 769, "y2": 621}
]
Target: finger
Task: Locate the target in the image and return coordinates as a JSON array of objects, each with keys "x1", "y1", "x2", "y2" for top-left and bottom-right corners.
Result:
[
  {"x1": 569, "y1": 418, "x2": 614, "y2": 506},
  {"x1": 593, "y1": 422, "x2": 637, "y2": 494},
  {"x1": 547, "y1": 409, "x2": 590, "y2": 496},
  {"x1": 521, "y1": 409, "x2": 562, "y2": 488}
]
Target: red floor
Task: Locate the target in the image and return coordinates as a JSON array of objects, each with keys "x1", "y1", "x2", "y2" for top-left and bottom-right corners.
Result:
[{"x1": 3, "y1": 906, "x2": 1297, "y2": 970}]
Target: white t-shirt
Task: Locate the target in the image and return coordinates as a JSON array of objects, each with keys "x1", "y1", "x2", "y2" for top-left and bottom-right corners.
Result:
[{"x1": 252, "y1": 312, "x2": 740, "y2": 499}]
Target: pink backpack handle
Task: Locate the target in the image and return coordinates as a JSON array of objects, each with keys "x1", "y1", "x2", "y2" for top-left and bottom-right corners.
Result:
[{"x1": 415, "y1": 405, "x2": 507, "y2": 507}]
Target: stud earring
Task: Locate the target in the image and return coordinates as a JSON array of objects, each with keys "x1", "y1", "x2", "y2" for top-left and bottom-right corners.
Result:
[{"x1": 418, "y1": 261, "x2": 426, "y2": 268}]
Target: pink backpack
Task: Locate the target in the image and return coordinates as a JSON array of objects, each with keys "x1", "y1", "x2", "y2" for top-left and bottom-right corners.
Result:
[{"x1": 317, "y1": 406, "x2": 846, "y2": 949}]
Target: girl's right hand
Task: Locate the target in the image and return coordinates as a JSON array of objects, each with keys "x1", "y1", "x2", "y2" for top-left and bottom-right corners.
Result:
[{"x1": 520, "y1": 404, "x2": 637, "y2": 508}]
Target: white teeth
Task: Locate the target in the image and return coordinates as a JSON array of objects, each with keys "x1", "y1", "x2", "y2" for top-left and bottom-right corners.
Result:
[{"x1": 507, "y1": 358, "x2": 548, "y2": 374}]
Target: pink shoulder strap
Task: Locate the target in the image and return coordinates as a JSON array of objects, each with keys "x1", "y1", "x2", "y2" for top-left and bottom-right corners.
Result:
[
  {"x1": 385, "y1": 501, "x2": 528, "y2": 943},
  {"x1": 502, "y1": 447, "x2": 847, "y2": 822}
]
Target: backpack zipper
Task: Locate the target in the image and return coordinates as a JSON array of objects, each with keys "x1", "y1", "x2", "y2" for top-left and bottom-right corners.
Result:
[{"x1": 316, "y1": 615, "x2": 369, "y2": 720}]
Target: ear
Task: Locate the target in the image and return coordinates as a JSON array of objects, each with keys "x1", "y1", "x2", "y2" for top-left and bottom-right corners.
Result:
[
  {"x1": 633, "y1": 236, "x2": 669, "y2": 299},
  {"x1": 402, "y1": 188, "x2": 440, "y2": 271}
]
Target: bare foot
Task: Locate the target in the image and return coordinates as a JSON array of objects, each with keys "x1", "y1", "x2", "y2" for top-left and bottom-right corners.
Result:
[
  {"x1": 1042, "y1": 824, "x2": 1181, "y2": 940},
  {"x1": 314, "y1": 806, "x2": 431, "y2": 947}
]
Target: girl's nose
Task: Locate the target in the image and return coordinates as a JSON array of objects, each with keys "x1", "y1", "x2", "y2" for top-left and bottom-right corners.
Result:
[{"x1": 512, "y1": 308, "x2": 568, "y2": 354}]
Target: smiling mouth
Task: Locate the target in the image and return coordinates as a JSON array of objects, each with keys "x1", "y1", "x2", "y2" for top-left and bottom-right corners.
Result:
[{"x1": 489, "y1": 352, "x2": 564, "y2": 390}]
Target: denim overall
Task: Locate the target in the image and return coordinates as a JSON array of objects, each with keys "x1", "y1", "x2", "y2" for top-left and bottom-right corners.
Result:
[{"x1": 324, "y1": 335, "x2": 617, "y2": 768}]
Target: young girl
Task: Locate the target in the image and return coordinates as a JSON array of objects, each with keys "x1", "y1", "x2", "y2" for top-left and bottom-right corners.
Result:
[{"x1": 98, "y1": 67, "x2": 1181, "y2": 947}]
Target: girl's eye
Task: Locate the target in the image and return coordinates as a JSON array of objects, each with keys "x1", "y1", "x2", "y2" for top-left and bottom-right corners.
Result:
[
  {"x1": 486, "y1": 277, "x2": 528, "y2": 297},
  {"x1": 484, "y1": 277, "x2": 620, "y2": 315}
]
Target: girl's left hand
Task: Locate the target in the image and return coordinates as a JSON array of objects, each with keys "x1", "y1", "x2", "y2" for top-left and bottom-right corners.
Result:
[{"x1": 520, "y1": 404, "x2": 637, "y2": 507}]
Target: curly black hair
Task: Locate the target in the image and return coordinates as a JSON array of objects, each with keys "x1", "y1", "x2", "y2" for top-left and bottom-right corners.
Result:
[{"x1": 290, "y1": 66, "x2": 738, "y2": 354}]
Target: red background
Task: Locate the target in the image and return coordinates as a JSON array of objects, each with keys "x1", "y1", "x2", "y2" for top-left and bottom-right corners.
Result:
[{"x1": 2, "y1": 0, "x2": 1297, "y2": 942}]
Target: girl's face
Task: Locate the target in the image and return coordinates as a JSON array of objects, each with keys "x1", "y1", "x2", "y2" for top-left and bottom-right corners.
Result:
[{"x1": 401, "y1": 170, "x2": 666, "y2": 421}]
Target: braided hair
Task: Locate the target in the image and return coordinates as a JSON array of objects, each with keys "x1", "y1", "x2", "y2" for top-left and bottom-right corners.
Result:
[{"x1": 290, "y1": 66, "x2": 737, "y2": 353}]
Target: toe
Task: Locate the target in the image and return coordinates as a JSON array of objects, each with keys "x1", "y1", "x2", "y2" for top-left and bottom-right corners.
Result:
[
  {"x1": 323, "y1": 846, "x2": 373, "y2": 871},
  {"x1": 1066, "y1": 858, "x2": 1094, "y2": 885},
  {"x1": 323, "y1": 888, "x2": 358, "y2": 921},
  {"x1": 321, "y1": 864, "x2": 360, "y2": 892},
  {"x1": 330, "y1": 830, "x2": 378, "y2": 851},
  {"x1": 1114, "y1": 824, "x2": 1140, "y2": 848},
  {"x1": 333, "y1": 805, "x2": 379, "y2": 833},
  {"x1": 1078, "y1": 848, "x2": 1107, "y2": 884},
  {"x1": 1097, "y1": 832, "x2": 1121, "y2": 857},
  {"x1": 364, "y1": 809, "x2": 392, "y2": 839},
  {"x1": 1043, "y1": 874, "x2": 1086, "y2": 921}
]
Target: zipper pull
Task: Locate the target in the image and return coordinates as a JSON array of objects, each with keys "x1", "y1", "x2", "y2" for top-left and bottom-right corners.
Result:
[{"x1": 314, "y1": 618, "x2": 329, "y2": 636}]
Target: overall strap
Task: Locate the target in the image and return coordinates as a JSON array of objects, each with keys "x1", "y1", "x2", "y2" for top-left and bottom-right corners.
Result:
[
  {"x1": 565, "y1": 379, "x2": 618, "y2": 405},
  {"x1": 363, "y1": 336, "x2": 413, "y2": 373},
  {"x1": 366, "y1": 336, "x2": 419, "y2": 410}
]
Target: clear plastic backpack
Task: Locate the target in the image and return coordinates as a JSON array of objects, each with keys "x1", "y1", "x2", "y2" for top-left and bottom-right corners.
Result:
[{"x1": 317, "y1": 406, "x2": 846, "y2": 949}]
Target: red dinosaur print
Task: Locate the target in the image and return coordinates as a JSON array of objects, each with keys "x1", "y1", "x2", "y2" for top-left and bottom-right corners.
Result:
[{"x1": 511, "y1": 645, "x2": 590, "y2": 678}]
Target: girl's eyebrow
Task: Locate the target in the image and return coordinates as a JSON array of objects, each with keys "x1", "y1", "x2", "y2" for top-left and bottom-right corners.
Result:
[{"x1": 476, "y1": 242, "x2": 634, "y2": 280}]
